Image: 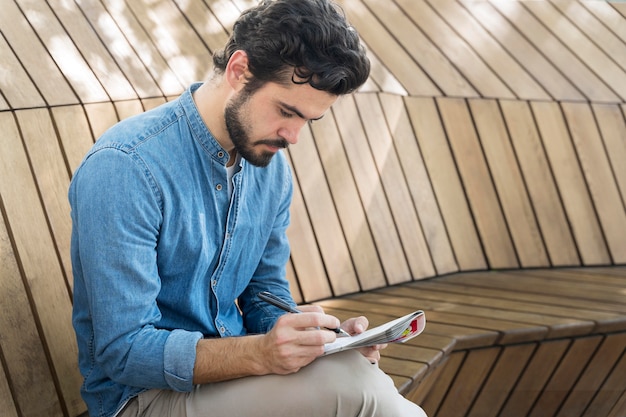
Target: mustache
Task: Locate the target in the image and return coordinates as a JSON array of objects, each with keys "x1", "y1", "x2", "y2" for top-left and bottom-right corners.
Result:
[{"x1": 255, "y1": 139, "x2": 290, "y2": 149}]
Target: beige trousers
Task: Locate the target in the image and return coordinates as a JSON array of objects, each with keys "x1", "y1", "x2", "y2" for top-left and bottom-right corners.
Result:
[{"x1": 118, "y1": 350, "x2": 427, "y2": 417}]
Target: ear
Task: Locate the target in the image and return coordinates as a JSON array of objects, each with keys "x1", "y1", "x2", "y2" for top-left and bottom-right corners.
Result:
[{"x1": 225, "y1": 50, "x2": 251, "y2": 92}]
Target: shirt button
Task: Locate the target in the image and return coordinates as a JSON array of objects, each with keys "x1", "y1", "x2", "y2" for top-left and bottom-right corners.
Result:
[
  {"x1": 220, "y1": 326, "x2": 226, "y2": 334},
  {"x1": 217, "y1": 151, "x2": 225, "y2": 158},
  {"x1": 215, "y1": 184, "x2": 223, "y2": 191},
  {"x1": 211, "y1": 279, "x2": 217, "y2": 287}
]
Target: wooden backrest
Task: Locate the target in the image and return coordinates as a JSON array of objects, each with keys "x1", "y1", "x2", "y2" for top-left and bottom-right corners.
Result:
[{"x1": 0, "y1": 1, "x2": 624, "y2": 416}]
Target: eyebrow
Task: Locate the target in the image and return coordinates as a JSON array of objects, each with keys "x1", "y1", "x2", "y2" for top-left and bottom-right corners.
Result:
[{"x1": 279, "y1": 101, "x2": 325, "y2": 122}]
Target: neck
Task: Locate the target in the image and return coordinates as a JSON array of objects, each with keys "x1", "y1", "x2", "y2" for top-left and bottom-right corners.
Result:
[
  {"x1": 226, "y1": 149, "x2": 238, "y2": 167},
  {"x1": 192, "y1": 79, "x2": 234, "y2": 153}
]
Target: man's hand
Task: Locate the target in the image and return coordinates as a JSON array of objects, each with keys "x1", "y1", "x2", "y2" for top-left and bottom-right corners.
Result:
[
  {"x1": 258, "y1": 305, "x2": 340, "y2": 375},
  {"x1": 340, "y1": 316, "x2": 388, "y2": 363}
]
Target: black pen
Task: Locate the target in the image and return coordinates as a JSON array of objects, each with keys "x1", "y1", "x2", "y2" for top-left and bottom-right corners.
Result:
[{"x1": 258, "y1": 291, "x2": 350, "y2": 337}]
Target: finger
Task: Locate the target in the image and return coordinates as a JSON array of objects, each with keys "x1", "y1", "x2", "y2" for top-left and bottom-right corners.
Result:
[
  {"x1": 297, "y1": 304, "x2": 325, "y2": 314},
  {"x1": 341, "y1": 316, "x2": 369, "y2": 335},
  {"x1": 357, "y1": 346, "x2": 381, "y2": 363},
  {"x1": 279, "y1": 312, "x2": 341, "y2": 336}
]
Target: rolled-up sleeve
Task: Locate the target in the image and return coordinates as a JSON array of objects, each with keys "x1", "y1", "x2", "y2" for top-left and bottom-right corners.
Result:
[{"x1": 164, "y1": 329, "x2": 204, "y2": 391}]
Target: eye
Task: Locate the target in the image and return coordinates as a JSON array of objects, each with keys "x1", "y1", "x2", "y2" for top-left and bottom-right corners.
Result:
[{"x1": 279, "y1": 108, "x2": 294, "y2": 118}]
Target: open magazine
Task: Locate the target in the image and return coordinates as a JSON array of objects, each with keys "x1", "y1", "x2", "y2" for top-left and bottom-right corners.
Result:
[{"x1": 323, "y1": 310, "x2": 426, "y2": 355}]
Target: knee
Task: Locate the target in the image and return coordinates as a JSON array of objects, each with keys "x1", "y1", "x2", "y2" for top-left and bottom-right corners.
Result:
[{"x1": 314, "y1": 351, "x2": 427, "y2": 416}]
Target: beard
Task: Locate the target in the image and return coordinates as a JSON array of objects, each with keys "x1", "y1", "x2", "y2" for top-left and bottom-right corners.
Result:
[{"x1": 224, "y1": 89, "x2": 289, "y2": 167}]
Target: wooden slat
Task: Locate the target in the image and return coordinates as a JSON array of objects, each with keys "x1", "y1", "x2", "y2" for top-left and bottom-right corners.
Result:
[
  {"x1": 123, "y1": 0, "x2": 214, "y2": 86},
  {"x1": 525, "y1": 1, "x2": 626, "y2": 101},
  {"x1": 0, "y1": 362, "x2": 18, "y2": 417},
  {"x1": 357, "y1": 291, "x2": 549, "y2": 345},
  {"x1": 524, "y1": 266, "x2": 626, "y2": 287},
  {"x1": 1, "y1": 0, "x2": 77, "y2": 106},
  {"x1": 46, "y1": 0, "x2": 138, "y2": 102},
  {"x1": 436, "y1": 347, "x2": 499, "y2": 417},
  {"x1": 467, "y1": 344, "x2": 536, "y2": 417},
  {"x1": 16, "y1": 109, "x2": 73, "y2": 287},
  {"x1": 562, "y1": 102, "x2": 626, "y2": 264},
  {"x1": 583, "y1": 1, "x2": 626, "y2": 44},
  {"x1": 471, "y1": 99, "x2": 549, "y2": 267},
  {"x1": 529, "y1": 336, "x2": 603, "y2": 417},
  {"x1": 491, "y1": 1, "x2": 619, "y2": 103},
  {"x1": 98, "y1": 0, "x2": 184, "y2": 97},
  {"x1": 114, "y1": 99, "x2": 144, "y2": 121},
  {"x1": 441, "y1": 270, "x2": 626, "y2": 314},
  {"x1": 51, "y1": 106, "x2": 95, "y2": 174},
  {"x1": 0, "y1": 368, "x2": 18, "y2": 417},
  {"x1": 376, "y1": 286, "x2": 593, "y2": 341},
  {"x1": 205, "y1": 0, "x2": 247, "y2": 28},
  {"x1": 412, "y1": 278, "x2": 626, "y2": 334},
  {"x1": 142, "y1": 97, "x2": 168, "y2": 111},
  {"x1": 362, "y1": 0, "x2": 478, "y2": 98},
  {"x1": 406, "y1": 355, "x2": 450, "y2": 405},
  {"x1": 404, "y1": 97, "x2": 486, "y2": 271},
  {"x1": 468, "y1": 270, "x2": 626, "y2": 306},
  {"x1": 332, "y1": 96, "x2": 411, "y2": 285},
  {"x1": 558, "y1": 267, "x2": 626, "y2": 287},
  {"x1": 554, "y1": 1, "x2": 626, "y2": 73},
  {"x1": 355, "y1": 93, "x2": 435, "y2": 280},
  {"x1": 0, "y1": 33, "x2": 45, "y2": 109},
  {"x1": 500, "y1": 100, "x2": 579, "y2": 266},
  {"x1": 593, "y1": 104, "x2": 626, "y2": 204},
  {"x1": 421, "y1": 351, "x2": 466, "y2": 416},
  {"x1": 378, "y1": 356, "x2": 428, "y2": 391},
  {"x1": 532, "y1": 101, "x2": 611, "y2": 265},
  {"x1": 607, "y1": 392, "x2": 626, "y2": 417},
  {"x1": 378, "y1": 283, "x2": 604, "y2": 344},
  {"x1": 557, "y1": 333, "x2": 626, "y2": 417},
  {"x1": 383, "y1": 343, "x2": 445, "y2": 370},
  {"x1": 284, "y1": 259, "x2": 303, "y2": 305},
  {"x1": 438, "y1": 98, "x2": 518, "y2": 269},
  {"x1": 0, "y1": 212, "x2": 64, "y2": 417},
  {"x1": 309, "y1": 112, "x2": 386, "y2": 292},
  {"x1": 378, "y1": 93, "x2": 457, "y2": 276},
  {"x1": 337, "y1": 0, "x2": 441, "y2": 96},
  {"x1": 15, "y1": 0, "x2": 110, "y2": 103},
  {"x1": 83, "y1": 102, "x2": 119, "y2": 140},
  {"x1": 285, "y1": 152, "x2": 333, "y2": 301},
  {"x1": 460, "y1": 0, "x2": 585, "y2": 102},
  {"x1": 0, "y1": 112, "x2": 84, "y2": 416},
  {"x1": 0, "y1": 92, "x2": 9, "y2": 112},
  {"x1": 583, "y1": 344, "x2": 626, "y2": 417},
  {"x1": 75, "y1": 0, "x2": 164, "y2": 98},
  {"x1": 172, "y1": 0, "x2": 230, "y2": 52},
  {"x1": 428, "y1": 0, "x2": 551, "y2": 101},
  {"x1": 288, "y1": 126, "x2": 360, "y2": 296},
  {"x1": 360, "y1": 44, "x2": 407, "y2": 96},
  {"x1": 499, "y1": 339, "x2": 570, "y2": 417},
  {"x1": 397, "y1": 0, "x2": 515, "y2": 99}
]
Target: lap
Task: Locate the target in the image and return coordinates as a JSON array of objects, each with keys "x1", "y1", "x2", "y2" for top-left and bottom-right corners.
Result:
[{"x1": 121, "y1": 351, "x2": 427, "y2": 417}]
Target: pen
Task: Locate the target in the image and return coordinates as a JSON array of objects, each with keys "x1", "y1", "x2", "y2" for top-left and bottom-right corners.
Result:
[{"x1": 258, "y1": 291, "x2": 351, "y2": 337}]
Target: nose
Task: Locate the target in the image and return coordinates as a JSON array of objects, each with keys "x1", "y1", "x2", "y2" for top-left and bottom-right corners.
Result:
[{"x1": 278, "y1": 122, "x2": 305, "y2": 145}]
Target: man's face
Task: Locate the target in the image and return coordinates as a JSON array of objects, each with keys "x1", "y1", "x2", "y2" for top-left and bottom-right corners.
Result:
[{"x1": 224, "y1": 80, "x2": 337, "y2": 167}]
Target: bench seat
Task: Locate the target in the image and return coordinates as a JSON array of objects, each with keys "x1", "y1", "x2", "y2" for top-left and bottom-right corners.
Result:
[{"x1": 318, "y1": 267, "x2": 626, "y2": 417}]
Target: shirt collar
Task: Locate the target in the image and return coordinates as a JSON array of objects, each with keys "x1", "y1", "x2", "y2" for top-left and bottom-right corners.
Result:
[{"x1": 179, "y1": 82, "x2": 231, "y2": 166}]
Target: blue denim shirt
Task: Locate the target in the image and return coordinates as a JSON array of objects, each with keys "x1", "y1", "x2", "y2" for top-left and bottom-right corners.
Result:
[{"x1": 69, "y1": 83, "x2": 295, "y2": 417}]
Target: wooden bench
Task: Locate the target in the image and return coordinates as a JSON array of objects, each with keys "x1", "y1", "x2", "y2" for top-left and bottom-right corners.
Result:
[{"x1": 1, "y1": 1, "x2": 625, "y2": 416}]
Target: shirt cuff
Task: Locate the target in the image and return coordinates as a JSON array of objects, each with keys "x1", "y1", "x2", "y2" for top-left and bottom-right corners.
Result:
[{"x1": 163, "y1": 329, "x2": 203, "y2": 391}]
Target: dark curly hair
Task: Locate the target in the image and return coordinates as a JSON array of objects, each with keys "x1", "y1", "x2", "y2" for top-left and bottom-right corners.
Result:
[{"x1": 212, "y1": 0, "x2": 370, "y2": 95}]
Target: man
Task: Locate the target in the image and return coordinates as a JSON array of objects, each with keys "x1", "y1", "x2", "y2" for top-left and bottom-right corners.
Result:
[{"x1": 69, "y1": 0, "x2": 427, "y2": 416}]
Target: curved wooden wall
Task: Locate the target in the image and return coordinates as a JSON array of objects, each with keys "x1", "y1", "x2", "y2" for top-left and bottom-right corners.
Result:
[{"x1": 0, "y1": 1, "x2": 624, "y2": 416}]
